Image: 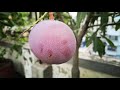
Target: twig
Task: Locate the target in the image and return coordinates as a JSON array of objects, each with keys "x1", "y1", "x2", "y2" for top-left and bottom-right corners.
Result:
[
  {"x1": 88, "y1": 22, "x2": 120, "y2": 28},
  {"x1": 19, "y1": 12, "x2": 48, "y2": 37}
]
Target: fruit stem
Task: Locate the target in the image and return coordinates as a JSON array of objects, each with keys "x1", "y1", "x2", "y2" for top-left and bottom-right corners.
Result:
[
  {"x1": 49, "y1": 12, "x2": 54, "y2": 20},
  {"x1": 20, "y1": 12, "x2": 48, "y2": 37}
]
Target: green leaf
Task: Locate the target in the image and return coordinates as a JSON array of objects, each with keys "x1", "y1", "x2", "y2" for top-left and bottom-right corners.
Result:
[
  {"x1": 76, "y1": 12, "x2": 87, "y2": 29},
  {"x1": 11, "y1": 44, "x2": 22, "y2": 55},
  {"x1": 0, "y1": 12, "x2": 11, "y2": 16},
  {"x1": 0, "y1": 20, "x2": 13, "y2": 26},
  {"x1": 92, "y1": 29, "x2": 105, "y2": 57},
  {"x1": 115, "y1": 19, "x2": 120, "y2": 31},
  {"x1": 0, "y1": 27, "x2": 7, "y2": 39},
  {"x1": 97, "y1": 38, "x2": 105, "y2": 57},
  {"x1": 86, "y1": 36, "x2": 92, "y2": 47},
  {"x1": 100, "y1": 12, "x2": 108, "y2": 36},
  {"x1": 103, "y1": 36, "x2": 115, "y2": 47},
  {"x1": 63, "y1": 12, "x2": 71, "y2": 18},
  {"x1": 92, "y1": 34, "x2": 98, "y2": 52},
  {"x1": 92, "y1": 34, "x2": 105, "y2": 57},
  {"x1": 100, "y1": 12, "x2": 108, "y2": 25}
]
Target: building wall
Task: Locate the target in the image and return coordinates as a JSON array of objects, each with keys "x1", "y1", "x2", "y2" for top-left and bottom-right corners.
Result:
[{"x1": 105, "y1": 26, "x2": 120, "y2": 56}]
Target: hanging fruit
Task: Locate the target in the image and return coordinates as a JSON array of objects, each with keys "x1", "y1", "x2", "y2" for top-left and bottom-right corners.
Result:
[{"x1": 29, "y1": 12, "x2": 76, "y2": 64}]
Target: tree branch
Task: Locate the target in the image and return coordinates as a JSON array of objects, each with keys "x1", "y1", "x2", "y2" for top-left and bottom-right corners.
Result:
[
  {"x1": 19, "y1": 12, "x2": 48, "y2": 37},
  {"x1": 72, "y1": 12, "x2": 94, "y2": 78},
  {"x1": 93, "y1": 12, "x2": 119, "y2": 17},
  {"x1": 77, "y1": 12, "x2": 94, "y2": 46},
  {"x1": 0, "y1": 41, "x2": 13, "y2": 48},
  {"x1": 88, "y1": 22, "x2": 120, "y2": 28}
]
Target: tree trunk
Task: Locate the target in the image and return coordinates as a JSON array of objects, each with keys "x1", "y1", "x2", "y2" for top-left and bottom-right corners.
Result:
[
  {"x1": 71, "y1": 12, "x2": 94, "y2": 78},
  {"x1": 72, "y1": 42, "x2": 80, "y2": 78}
]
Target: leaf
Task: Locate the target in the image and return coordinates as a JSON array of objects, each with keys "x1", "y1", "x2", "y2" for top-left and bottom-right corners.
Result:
[
  {"x1": 0, "y1": 20, "x2": 13, "y2": 26},
  {"x1": 0, "y1": 12, "x2": 11, "y2": 20},
  {"x1": 115, "y1": 19, "x2": 120, "y2": 31},
  {"x1": 76, "y1": 12, "x2": 87, "y2": 29},
  {"x1": 92, "y1": 29, "x2": 105, "y2": 57},
  {"x1": 86, "y1": 36, "x2": 92, "y2": 47},
  {"x1": 100, "y1": 12, "x2": 108, "y2": 25},
  {"x1": 63, "y1": 12, "x2": 71, "y2": 18},
  {"x1": 0, "y1": 12, "x2": 11, "y2": 16},
  {"x1": 0, "y1": 27, "x2": 7, "y2": 39},
  {"x1": 92, "y1": 34, "x2": 105, "y2": 57},
  {"x1": 11, "y1": 44, "x2": 22, "y2": 55},
  {"x1": 97, "y1": 38, "x2": 105, "y2": 57},
  {"x1": 92, "y1": 34, "x2": 98, "y2": 52},
  {"x1": 100, "y1": 12, "x2": 108, "y2": 36},
  {"x1": 103, "y1": 36, "x2": 115, "y2": 47}
]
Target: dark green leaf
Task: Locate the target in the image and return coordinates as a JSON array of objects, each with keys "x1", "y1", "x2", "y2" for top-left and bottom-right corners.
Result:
[
  {"x1": 115, "y1": 19, "x2": 120, "y2": 30},
  {"x1": 11, "y1": 44, "x2": 22, "y2": 55},
  {"x1": 86, "y1": 36, "x2": 92, "y2": 47},
  {"x1": 92, "y1": 34, "x2": 97, "y2": 52},
  {"x1": 0, "y1": 20, "x2": 13, "y2": 26},
  {"x1": 103, "y1": 36, "x2": 115, "y2": 47},
  {"x1": 100, "y1": 12, "x2": 108, "y2": 36},
  {"x1": 92, "y1": 34, "x2": 105, "y2": 57}
]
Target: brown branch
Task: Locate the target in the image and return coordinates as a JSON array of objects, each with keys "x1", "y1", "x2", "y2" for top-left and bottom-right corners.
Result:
[
  {"x1": 93, "y1": 12, "x2": 119, "y2": 17},
  {"x1": 88, "y1": 22, "x2": 120, "y2": 28},
  {"x1": 72, "y1": 12, "x2": 94, "y2": 78},
  {"x1": 77, "y1": 12, "x2": 94, "y2": 46}
]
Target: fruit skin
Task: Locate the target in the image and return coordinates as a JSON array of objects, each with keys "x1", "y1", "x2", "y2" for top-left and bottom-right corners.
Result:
[{"x1": 29, "y1": 20, "x2": 76, "y2": 64}]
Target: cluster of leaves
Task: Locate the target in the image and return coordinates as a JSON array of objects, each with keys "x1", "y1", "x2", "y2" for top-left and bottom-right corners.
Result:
[
  {"x1": 0, "y1": 12, "x2": 30, "y2": 58},
  {"x1": 1, "y1": 12, "x2": 120, "y2": 59},
  {"x1": 76, "y1": 12, "x2": 120, "y2": 57},
  {"x1": 0, "y1": 12, "x2": 75, "y2": 59}
]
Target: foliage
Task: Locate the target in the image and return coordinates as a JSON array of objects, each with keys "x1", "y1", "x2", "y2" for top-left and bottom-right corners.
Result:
[
  {"x1": 0, "y1": 12, "x2": 30, "y2": 58},
  {"x1": 1, "y1": 12, "x2": 120, "y2": 59},
  {"x1": 75, "y1": 12, "x2": 120, "y2": 58},
  {"x1": 0, "y1": 12, "x2": 75, "y2": 59}
]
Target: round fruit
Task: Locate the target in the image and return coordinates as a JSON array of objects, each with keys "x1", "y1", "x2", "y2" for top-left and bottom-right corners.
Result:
[{"x1": 29, "y1": 20, "x2": 76, "y2": 64}]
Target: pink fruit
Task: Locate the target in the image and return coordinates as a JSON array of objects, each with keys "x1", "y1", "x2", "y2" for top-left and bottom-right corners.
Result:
[{"x1": 29, "y1": 20, "x2": 76, "y2": 64}]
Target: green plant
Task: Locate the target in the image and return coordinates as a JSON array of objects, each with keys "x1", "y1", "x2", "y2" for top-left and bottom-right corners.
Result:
[{"x1": 0, "y1": 12, "x2": 30, "y2": 59}]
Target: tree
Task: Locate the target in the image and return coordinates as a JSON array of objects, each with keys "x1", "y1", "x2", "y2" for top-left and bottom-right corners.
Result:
[
  {"x1": 1, "y1": 12, "x2": 119, "y2": 78},
  {"x1": 72, "y1": 12, "x2": 120, "y2": 78}
]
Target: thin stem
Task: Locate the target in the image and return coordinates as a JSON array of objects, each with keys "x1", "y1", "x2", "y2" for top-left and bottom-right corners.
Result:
[
  {"x1": 19, "y1": 12, "x2": 48, "y2": 37},
  {"x1": 35, "y1": 12, "x2": 38, "y2": 20},
  {"x1": 88, "y1": 22, "x2": 120, "y2": 28}
]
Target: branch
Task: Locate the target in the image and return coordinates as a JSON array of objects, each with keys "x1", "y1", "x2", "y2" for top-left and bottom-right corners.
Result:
[
  {"x1": 19, "y1": 12, "x2": 48, "y2": 37},
  {"x1": 93, "y1": 12, "x2": 119, "y2": 17},
  {"x1": 0, "y1": 41, "x2": 13, "y2": 48},
  {"x1": 77, "y1": 12, "x2": 94, "y2": 46},
  {"x1": 88, "y1": 22, "x2": 120, "y2": 28}
]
